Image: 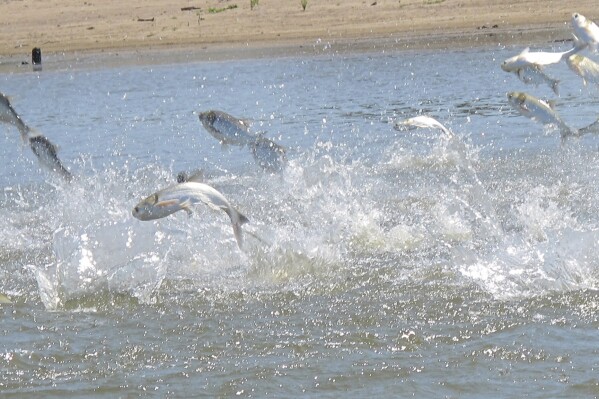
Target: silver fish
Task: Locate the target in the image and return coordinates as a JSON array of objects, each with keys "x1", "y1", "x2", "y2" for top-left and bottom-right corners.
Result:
[
  {"x1": 394, "y1": 115, "x2": 453, "y2": 137},
  {"x1": 251, "y1": 136, "x2": 287, "y2": 172},
  {"x1": 572, "y1": 13, "x2": 599, "y2": 52},
  {"x1": 198, "y1": 110, "x2": 256, "y2": 148},
  {"x1": 29, "y1": 135, "x2": 73, "y2": 181},
  {"x1": 514, "y1": 65, "x2": 559, "y2": 95},
  {"x1": 506, "y1": 91, "x2": 577, "y2": 139},
  {"x1": 501, "y1": 44, "x2": 583, "y2": 71},
  {"x1": 0, "y1": 92, "x2": 30, "y2": 142},
  {"x1": 132, "y1": 182, "x2": 249, "y2": 248},
  {"x1": 566, "y1": 54, "x2": 599, "y2": 87}
]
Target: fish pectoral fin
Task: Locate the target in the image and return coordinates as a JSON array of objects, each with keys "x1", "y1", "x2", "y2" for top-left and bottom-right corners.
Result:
[
  {"x1": 155, "y1": 199, "x2": 180, "y2": 208},
  {"x1": 180, "y1": 199, "x2": 194, "y2": 217}
]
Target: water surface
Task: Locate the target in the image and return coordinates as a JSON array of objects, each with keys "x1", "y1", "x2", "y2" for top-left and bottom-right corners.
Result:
[{"x1": 1, "y1": 44, "x2": 599, "y2": 397}]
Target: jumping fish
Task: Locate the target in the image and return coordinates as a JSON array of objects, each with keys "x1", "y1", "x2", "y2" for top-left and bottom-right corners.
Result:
[
  {"x1": 500, "y1": 43, "x2": 586, "y2": 94},
  {"x1": 513, "y1": 65, "x2": 560, "y2": 95},
  {"x1": 566, "y1": 54, "x2": 599, "y2": 87},
  {"x1": 394, "y1": 115, "x2": 453, "y2": 138},
  {"x1": 572, "y1": 13, "x2": 599, "y2": 52},
  {"x1": 132, "y1": 182, "x2": 249, "y2": 248},
  {"x1": 501, "y1": 44, "x2": 584, "y2": 71},
  {"x1": 506, "y1": 91, "x2": 577, "y2": 140},
  {"x1": 198, "y1": 110, "x2": 256, "y2": 148},
  {"x1": 251, "y1": 136, "x2": 287, "y2": 172},
  {"x1": 0, "y1": 92, "x2": 30, "y2": 142},
  {"x1": 29, "y1": 135, "x2": 73, "y2": 181}
]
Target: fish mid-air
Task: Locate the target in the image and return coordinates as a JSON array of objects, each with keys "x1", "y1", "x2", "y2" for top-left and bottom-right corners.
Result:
[
  {"x1": 29, "y1": 135, "x2": 73, "y2": 181},
  {"x1": 512, "y1": 65, "x2": 560, "y2": 95},
  {"x1": 501, "y1": 45, "x2": 584, "y2": 71},
  {"x1": 132, "y1": 181, "x2": 249, "y2": 248},
  {"x1": 251, "y1": 136, "x2": 287, "y2": 172},
  {"x1": 394, "y1": 115, "x2": 454, "y2": 138},
  {"x1": 506, "y1": 92, "x2": 577, "y2": 140},
  {"x1": 0, "y1": 92, "x2": 31, "y2": 142},
  {"x1": 566, "y1": 54, "x2": 599, "y2": 88},
  {"x1": 572, "y1": 13, "x2": 599, "y2": 52},
  {"x1": 500, "y1": 45, "x2": 584, "y2": 94},
  {"x1": 1, "y1": 92, "x2": 72, "y2": 180},
  {"x1": 198, "y1": 110, "x2": 257, "y2": 148}
]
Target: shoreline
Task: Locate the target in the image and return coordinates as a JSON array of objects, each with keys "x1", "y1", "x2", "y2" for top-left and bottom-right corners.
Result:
[
  {"x1": 0, "y1": 23, "x2": 576, "y2": 73},
  {"x1": 1, "y1": 0, "x2": 596, "y2": 73}
]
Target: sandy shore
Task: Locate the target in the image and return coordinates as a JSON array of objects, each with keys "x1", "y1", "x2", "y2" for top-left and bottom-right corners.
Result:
[{"x1": 0, "y1": 0, "x2": 597, "y2": 71}]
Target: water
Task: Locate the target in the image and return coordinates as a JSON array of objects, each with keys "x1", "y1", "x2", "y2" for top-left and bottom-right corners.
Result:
[{"x1": 1, "y1": 44, "x2": 599, "y2": 397}]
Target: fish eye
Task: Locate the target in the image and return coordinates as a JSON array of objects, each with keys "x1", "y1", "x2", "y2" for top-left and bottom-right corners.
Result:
[{"x1": 134, "y1": 206, "x2": 139, "y2": 213}]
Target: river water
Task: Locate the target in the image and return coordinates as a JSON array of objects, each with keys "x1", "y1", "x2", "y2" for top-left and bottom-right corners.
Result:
[{"x1": 1, "y1": 43, "x2": 599, "y2": 397}]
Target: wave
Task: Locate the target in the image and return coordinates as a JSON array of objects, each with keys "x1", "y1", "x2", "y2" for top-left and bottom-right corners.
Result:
[{"x1": 2, "y1": 128, "x2": 599, "y2": 310}]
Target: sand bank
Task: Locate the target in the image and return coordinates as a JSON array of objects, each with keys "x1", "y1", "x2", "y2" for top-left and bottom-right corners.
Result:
[{"x1": 0, "y1": 0, "x2": 596, "y2": 71}]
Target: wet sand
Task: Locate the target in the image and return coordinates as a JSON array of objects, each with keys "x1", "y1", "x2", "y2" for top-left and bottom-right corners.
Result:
[{"x1": 0, "y1": 0, "x2": 596, "y2": 71}]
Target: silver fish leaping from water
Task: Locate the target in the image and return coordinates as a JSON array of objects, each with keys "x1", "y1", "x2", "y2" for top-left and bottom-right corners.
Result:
[
  {"x1": 198, "y1": 110, "x2": 257, "y2": 148},
  {"x1": 251, "y1": 136, "x2": 287, "y2": 172},
  {"x1": 566, "y1": 54, "x2": 599, "y2": 88},
  {"x1": 394, "y1": 115, "x2": 454, "y2": 138},
  {"x1": 501, "y1": 43, "x2": 584, "y2": 71},
  {"x1": 514, "y1": 65, "x2": 560, "y2": 95},
  {"x1": 0, "y1": 92, "x2": 30, "y2": 142},
  {"x1": 500, "y1": 43, "x2": 586, "y2": 94},
  {"x1": 1, "y1": 92, "x2": 72, "y2": 180},
  {"x1": 507, "y1": 91, "x2": 578, "y2": 140},
  {"x1": 572, "y1": 13, "x2": 599, "y2": 52},
  {"x1": 28, "y1": 134, "x2": 73, "y2": 181},
  {"x1": 132, "y1": 181, "x2": 249, "y2": 248}
]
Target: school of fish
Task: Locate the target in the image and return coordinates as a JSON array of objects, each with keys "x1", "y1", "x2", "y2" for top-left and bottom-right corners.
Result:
[
  {"x1": 502, "y1": 13, "x2": 599, "y2": 138},
  {"x1": 2, "y1": 11, "x2": 599, "y2": 261}
]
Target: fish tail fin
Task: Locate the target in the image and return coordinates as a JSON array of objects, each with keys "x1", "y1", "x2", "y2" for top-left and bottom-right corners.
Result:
[
  {"x1": 228, "y1": 209, "x2": 249, "y2": 249},
  {"x1": 559, "y1": 124, "x2": 579, "y2": 142},
  {"x1": 578, "y1": 117, "x2": 599, "y2": 136}
]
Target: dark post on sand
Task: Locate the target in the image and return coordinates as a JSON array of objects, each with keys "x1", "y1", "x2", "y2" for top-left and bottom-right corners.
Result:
[{"x1": 32, "y1": 47, "x2": 42, "y2": 71}]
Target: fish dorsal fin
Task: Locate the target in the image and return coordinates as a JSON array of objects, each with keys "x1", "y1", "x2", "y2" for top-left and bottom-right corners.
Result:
[
  {"x1": 186, "y1": 171, "x2": 204, "y2": 183},
  {"x1": 520, "y1": 47, "x2": 530, "y2": 55}
]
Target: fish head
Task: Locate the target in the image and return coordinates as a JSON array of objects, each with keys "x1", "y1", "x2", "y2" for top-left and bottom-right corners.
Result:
[
  {"x1": 506, "y1": 92, "x2": 526, "y2": 109},
  {"x1": 572, "y1": 13, "x2": 587, "y2": 29},
  {"x1": 198, "y1": 110, "x2": 216, "y2": 127},
  {"x1": 132, "y1": 193, "x2": 164, "y2": 221},
  {"x1": 0, "y1": 93, "x2": 10, "y2": 108},
  {"x1": 501, "y1": 55, "x2": 520, "y2": 72}
]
